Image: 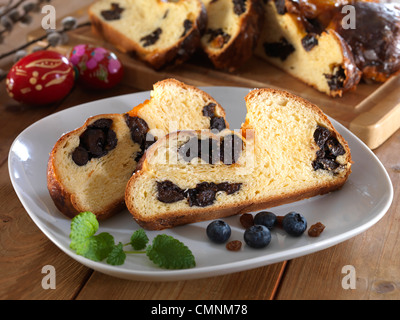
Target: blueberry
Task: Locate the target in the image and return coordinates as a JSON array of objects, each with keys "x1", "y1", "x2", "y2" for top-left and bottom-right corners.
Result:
[
  {"x1": 206, "y1": 220, "x2": 231, "y2": 243},
  {"x1": 254, "y1": 211, "x2": 277, "y2": 230},
  {"x1": 243, "y1": 225, "x2": 271, "y2": 249},
  {"x1": 282, "y1": 212, "x2": 307, "y2": 237}
]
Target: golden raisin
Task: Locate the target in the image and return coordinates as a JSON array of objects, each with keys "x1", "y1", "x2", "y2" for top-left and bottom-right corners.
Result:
[
  {"x1": 308, "y1": 222, "x2": 326, "y2": 237},
  {"x1": 226, "y1": 240, "x2": 242, "y2": 251}
]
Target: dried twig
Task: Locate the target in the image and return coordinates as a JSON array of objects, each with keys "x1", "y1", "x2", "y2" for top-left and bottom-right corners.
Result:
[
  {"x1": 0, "y1": 20, "x2": 91, "y2": 60},
  {"x1": 0, "y1": 0, "x2": 27, "y2": 19}
]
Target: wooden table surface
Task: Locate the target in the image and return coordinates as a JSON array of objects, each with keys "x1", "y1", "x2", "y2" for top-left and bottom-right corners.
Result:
[{"x1": 1, "y1": 0, "x2": 399, "y2": 301}]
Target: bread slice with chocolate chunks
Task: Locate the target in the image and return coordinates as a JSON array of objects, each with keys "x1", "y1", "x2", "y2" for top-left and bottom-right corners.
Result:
[
  {"x1": 47, "y1": 79, "x2": 228, "y2": 220},
  {"x1": 254, "y1": 0, "x2": 361, "y2": 97},
  {"x1": 89, "y1": 0, "x2": 207, "y2": 69},
  {"x1": 125, "y1": 88, "x2": 352, "y2": 230},
  {"x1": 200, "y1": 0, "x2": 264, "y2": 71}
]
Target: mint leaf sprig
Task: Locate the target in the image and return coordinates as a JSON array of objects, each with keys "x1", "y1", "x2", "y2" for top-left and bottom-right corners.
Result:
[{"x1": 69, "y1": 212, "x2": 196, "y2": 269}]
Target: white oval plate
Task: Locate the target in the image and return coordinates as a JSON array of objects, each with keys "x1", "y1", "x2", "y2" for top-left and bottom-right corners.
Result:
[{"x1": 8, "y1": 87, "x2": 393, "y2": 281}]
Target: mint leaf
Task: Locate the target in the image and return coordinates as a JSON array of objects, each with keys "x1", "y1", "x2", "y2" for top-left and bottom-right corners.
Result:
[
  {"x1": 130, "y1": 229, "x2": 149, "y2": 250},
  {"x1": 83, "y1": 232, "x2": 115, "y2": 261},
  {"x1": 107, "y1": 242, "x2": 126, "y2": 266},
  {"x1": 146, "y1": 234, "x2": 196, "y2": 269},
  {"x1": 70, "y1": 211, "x2": 99, "y2": 252},
  {"x1": 69, "y1": 212, "x2": 196, "y2": 269},
  {"x1": 69, "y1": 212, "x2": 114, "y2": 261}
]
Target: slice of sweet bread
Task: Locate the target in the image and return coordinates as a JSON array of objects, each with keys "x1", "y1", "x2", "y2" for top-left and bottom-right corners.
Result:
[
  {"x1": 254, "y1": 0, "x2": 361, "y2": 97},
  {"x1": 125, "y1": 88, "x2": 352, "y2": 230},
  {"x1": 200, "y1": 0, "x2": 264, "y2": 71},
  {"x1": 47, "y1": 79, "x2": 228, "y2": 220},
  {"x1": 88, "y1": 0, "x2": 207, "y2": 69}
]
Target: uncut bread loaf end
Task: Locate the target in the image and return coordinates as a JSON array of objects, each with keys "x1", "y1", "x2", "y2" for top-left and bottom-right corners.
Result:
[
  {"x1": 125, "y1": 88, "x2": 352, "y2": 230},
  {"x1": 47, "y1": 79, "x2": 228, "y2": 220}
]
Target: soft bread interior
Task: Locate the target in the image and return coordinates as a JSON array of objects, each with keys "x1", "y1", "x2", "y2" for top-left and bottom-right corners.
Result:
[
  {"x1": 127, "y1": 79, "x2": 226, "y2": 140},
  {"x1": 126, "y1": 89, "x2": 352, "y2": 228},
  {"x1": 200, "y1": 0, "x2": 243, "y2": 53},
  {"x1": 89, "y1": 0, "x2": 203, "y2": 52},
  {"x1": 52, "y1": 115, "x2": 138, "y2": 214},
  {"x1": 243, "y1": 89, "x2": 351, "y2": 194},
  {"x1": 255, "y1": 1, "x2": 347, "y2": 96}
]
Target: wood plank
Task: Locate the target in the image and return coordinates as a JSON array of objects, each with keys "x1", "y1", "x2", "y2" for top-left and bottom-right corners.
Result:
[
  {"x1": 275, "y1": 128, "x2": 400, "y2": 300},
  {"x1": 27, "y1": 5, "x2": 400, "y2": 149},
  {"x1": 0, "y1": 0, "x2": 96, "y2": 300},
  {"x1": 75, "y1": 262, "x2": 286, "y2": 300},
  {"x1": 0, "y1": 161, "x2": 93, "y2": 299},
  {"x1": 349, "y1": 75, "x2": 400, "y2": 149}
]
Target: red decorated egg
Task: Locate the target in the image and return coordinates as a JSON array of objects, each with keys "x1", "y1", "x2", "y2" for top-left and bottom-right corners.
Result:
[
  {"x1": 6, "y1": 51, "x2": 75, "y2": 105},
  {"x1": 69, "y1": 44, "x2": 123, "y2": 90}
]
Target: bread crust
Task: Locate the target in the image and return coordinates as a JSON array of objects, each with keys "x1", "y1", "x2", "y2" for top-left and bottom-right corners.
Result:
[
  {"x1": 126, "y1": 88, "x2": 352, "y2": 230},
  {"x1": 326, "y1": 30, "x2": 362, "y2": 97},
  {"x1": 47, "y1": 114, "x2": 126, "y2": 220},
  {"x1": 88, "y1": 0, "x2": 207, "y2": 70},
  {"x1": 127, "y1": 178, "x2": 348, "y2": 230},
  {"x1": 204, "y1": 0, "x2": 265, "y2": 71}
]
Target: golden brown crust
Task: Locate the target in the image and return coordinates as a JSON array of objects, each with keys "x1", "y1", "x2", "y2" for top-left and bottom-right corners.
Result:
[
  {"x1": 129, "y1": 157, "x2": 350, "y2": 230},
  {"x1": 88, "y1": 1, "x2": 207, "y2": 70},
  {"x1": 205, "y1": 0, "x2": 265, "y2": 71},
  {"x1": 127, "y1": 174, "x2": 348, "y2": 230}
]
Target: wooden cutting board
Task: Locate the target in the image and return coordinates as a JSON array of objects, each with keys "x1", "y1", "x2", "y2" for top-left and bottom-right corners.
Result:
[{"x1": 28, "y1": 7, "x2": 400, "y2": 150}]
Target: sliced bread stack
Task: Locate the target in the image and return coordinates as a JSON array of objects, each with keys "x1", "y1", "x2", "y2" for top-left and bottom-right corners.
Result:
[
  {"x1": 125, "y1": 87, "x2": 352, "y2": 229},
  {"x1": 47, "y1": 79, "x2": 228, "y2": 220}
]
